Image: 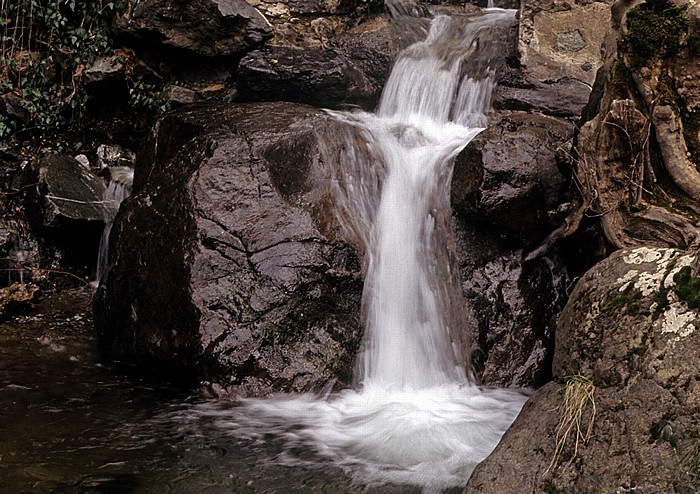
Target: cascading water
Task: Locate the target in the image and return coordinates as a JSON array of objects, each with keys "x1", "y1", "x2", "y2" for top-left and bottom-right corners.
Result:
[
  {"x1": 93, "y1": 166, "x2": 133, "y2": 286},
  {"x1": 193, "y1": 7, "x2": 528, "y2": 492}
]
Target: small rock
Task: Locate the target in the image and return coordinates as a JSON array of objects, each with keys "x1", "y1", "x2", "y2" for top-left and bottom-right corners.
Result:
[{"x1": 0, "y1": 283, "x2": 40, "y2": 321}]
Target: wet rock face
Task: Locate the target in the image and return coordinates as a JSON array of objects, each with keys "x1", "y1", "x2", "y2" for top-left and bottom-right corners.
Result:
[
  {"x1": 467, "y1": 247, "x2": 700, "y2": 493},
  {"x1": 236, "y1": 16, "x2": 398, "y2": 110},
  {"x1": 236, "y1": 46, "x2": 384, "y2": 109},
  {"x1": 94, "y1": 102, "x2": 363, "y2": 396},
  {"x1": 112, "y1": 0, "x2": 272, "y2": 59},
  {"x1": 452, "y1": 75, "x2": 575, "y2": 388},
  {"x1": 454, "y1": 112, "x2": 572, "y2": 243},
  {"x1": 29, "y1": 156, "x2": 106, "y2": 226}
]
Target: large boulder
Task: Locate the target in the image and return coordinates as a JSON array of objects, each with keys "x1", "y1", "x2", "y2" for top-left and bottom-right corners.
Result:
[
  {"x1": 112, "y1": 0, "x2": 272, "y2": 59},
  {"x1": 93, "y1": 102, "x2": 364, "y2": 396},
  {"x1": 20, "y1": 156, "x2": 107, "y2": 283},
  {"x1": 235, "y1": 45, "x2": 384, "y2": 109},
  {"x1": 448, "y1": 0, "x2": 587, "y2": 387},
  {"x1": 452, "y1": 112, "x2": 573, "y2": 387},
  {"x1": 498, "y1": 0, "x2": 613, "y2": 118},
  {"x1": 28, "y1": 156, "x2": 106, "y2": 227},
  {"x1": 235, "y1": 15, "x2": 398, "y2": 110},
  {"x1": 467, "y1": 247, "x2": 700, "y2": 493}
]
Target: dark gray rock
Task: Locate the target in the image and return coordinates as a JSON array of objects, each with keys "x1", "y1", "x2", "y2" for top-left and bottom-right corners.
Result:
[
  {"x1": 113, "y1": 0, "x2": 272, "y2": 59},
  {"x1": 288, "y1": 0, "x2": 356, "y2": 15},
  {"x1": 450, "y1": 111, "x2": 573, "y2": 388},
  {"x1": 30, "y1": 156, "x2": 107, "y2": 227},
  {"x1": 454, "y1": 112, "x2": 572, "y2": 243},
  {"x1": 235, "y1": 24, "x2": 397, "y2": 111},
  {"x1": 1, "y1": 92, "x2": 30, "y2": 123},
  {"x1": 94, "y1": 102, "x2": 363, "y2": 396},
  {"x1": 235, "y1": 47, "x2": 374, "y2": 109}
]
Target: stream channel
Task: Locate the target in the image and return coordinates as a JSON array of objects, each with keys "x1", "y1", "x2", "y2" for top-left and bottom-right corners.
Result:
[{"x1": 1, "y1": 289, "x2": 424, "y2": 494}]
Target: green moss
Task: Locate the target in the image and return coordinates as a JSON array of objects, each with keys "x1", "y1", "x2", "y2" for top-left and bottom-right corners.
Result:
[
  {"x1": 611, "y1": 59, "x2": 637, "y2": 99},
  {"x1": 673, "y1": 266, "x2": 700, "y2": 308},
  {"x1": 603, "y1": 282, "x2": 642, "y2": 315},
  {"x1": 625, "y1": 0, "x2": 688, "y2": 67}
]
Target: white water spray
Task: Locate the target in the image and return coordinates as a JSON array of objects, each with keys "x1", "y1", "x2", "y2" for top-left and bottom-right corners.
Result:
[{"x1": 195, "y1": 8, "x2": 527, "y2": 492}]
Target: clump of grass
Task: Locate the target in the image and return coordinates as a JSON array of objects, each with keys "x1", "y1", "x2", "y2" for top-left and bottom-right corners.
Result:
[
  {"x1": 680, "y1": 437, "x2": 700, "y2": 488},
  {"x1": 545, "y1": 374, "x2": 597, "y2": 476}
]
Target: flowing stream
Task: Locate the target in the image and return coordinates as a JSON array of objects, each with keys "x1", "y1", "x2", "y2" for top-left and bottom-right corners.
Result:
[{"x1": 1, "y1": 7, "x2": 529, "y2": 494}]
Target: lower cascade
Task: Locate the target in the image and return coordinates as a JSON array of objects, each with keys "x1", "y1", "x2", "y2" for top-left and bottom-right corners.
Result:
[{"x1": 194, "y1": 7, "x2": 528, "y2": 491}]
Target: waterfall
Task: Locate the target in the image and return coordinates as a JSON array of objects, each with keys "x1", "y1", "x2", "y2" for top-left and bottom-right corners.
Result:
[
  {"x1": 193, "y1": 7, "x2": 528, "y2": 492},
  {"x1": 336, "y1": 11, "x2": 513, "y2": 389},
  {"x1": 93, "y1": 166, "x2": 133, "y2": 286}
]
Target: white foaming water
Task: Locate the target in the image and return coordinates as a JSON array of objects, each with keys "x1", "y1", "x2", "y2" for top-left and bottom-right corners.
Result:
[{"x1": 195, "y1": 8, "x2": 527, "y2": 492}]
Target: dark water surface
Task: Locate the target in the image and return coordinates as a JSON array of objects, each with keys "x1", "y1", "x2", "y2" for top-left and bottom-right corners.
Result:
[{"x1": 0, "y1": 289, "x2": 423, "y2": 494}]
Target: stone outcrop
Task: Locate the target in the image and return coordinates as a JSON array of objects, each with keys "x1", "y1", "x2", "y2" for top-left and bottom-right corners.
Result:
[
  {"x1": 236, "y1": 15, "x2": 398, "y2": 110},
  {"x1": 453, "y1": 112, "x2": 573, "y2": 386},
  {"x1": 112, "y1": 0, "x2": 272, "y2": 59},
  {"x1": 235, "y1": 45, "x2": 384, "y2": 109},
  {"x1": 467, "y1": 247, "x2": 700, "y2": 493},
  {"x1": 27, "y1": 156, "x2": 107, "y2": 227},
  {"x1": 495, "y1": 0, "x2": 614, "y2": 119},
  {"x1": 94, "y1": 102, "x2": 364, "y2": 396}
]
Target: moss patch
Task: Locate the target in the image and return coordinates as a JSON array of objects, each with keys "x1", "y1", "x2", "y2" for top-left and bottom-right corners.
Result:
[
  {"x1": 625, "y1": 0, "x2": 688, "y2": 68},
  {"x1": 673, "y1": 265, "x2": 700, "y2": 309},
  {"x1": 603, "y1": 282, "x2": 643, "y2": 316}
]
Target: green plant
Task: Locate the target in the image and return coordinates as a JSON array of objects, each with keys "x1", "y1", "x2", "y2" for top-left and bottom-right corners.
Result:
[
  {"x1": 545, "y1": 374, "x2": 597, "y2": 476},
  {"x1": 0, "y1": 0, "x2": 117, "y2": 148},
  {"x1": 650, "y1": 417, "x2": 680, "y2": 448},
  {"x1": 128, "y1": 81, "x2": 171, "y2": 114}
]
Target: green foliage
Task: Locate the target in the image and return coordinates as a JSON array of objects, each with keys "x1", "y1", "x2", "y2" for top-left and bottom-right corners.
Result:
[
  {"x1": 611, "y1": 59, "x2": 636, "y2": 99},
  {"x1": 0, "y1": 1, "x2": 116, "y2": 147},
  {"x1": 0, "y1": 0, "x2": 168, "y2": 150},
  {"x1": 650, "y1": 418, "x2": 680, "y2": 448},
  {"x1": 672, "y1": 266, "x2": 700, "y2": 309},
  {"x1": 625, "y1": 0, "x2": 689, "y2": 67},
  {"x1": 129, "y1": 81, "x2": 171, "y2": 115}
]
